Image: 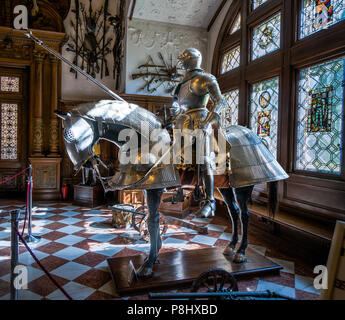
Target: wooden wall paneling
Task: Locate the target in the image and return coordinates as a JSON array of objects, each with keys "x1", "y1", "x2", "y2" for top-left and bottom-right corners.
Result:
[
  {"x1": 284, "y1": 181, "x2": 345, "y2": 215},
  {"x1": 245, "y1": 51, "x2": 282, "y2": 83},
  {"x1": 0, "y1": 27, "x2": 66, "y2": 199},
  {"x1": 49, "y1": 55, "x2": 59, "y2": 156},
  {"x1": 290, "y1": 20, "x2": 345, "y2": 69},
  {"x1": 247, "y1": 0, "x2": 283, "y2": 26},
  {"x1": 217, "y1": 68, "x2": 241, "y2": 92},
  {"x1": 220, "y1": 32, "x2": 241, "y2": 55},
  {"x1": 29, "y1": 157, "x2": 62, "y2": 200},
  {"x1": 278, "y1": 0, "x2": 294, "y2": 204},
  {"x1": 32, "y1": 50, "x2": 45, "y2": 156}
]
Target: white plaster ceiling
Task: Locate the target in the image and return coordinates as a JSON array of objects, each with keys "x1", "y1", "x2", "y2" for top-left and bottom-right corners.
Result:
[{"x1": 132, "y1": 0, "x2": 220, "y2": 29}]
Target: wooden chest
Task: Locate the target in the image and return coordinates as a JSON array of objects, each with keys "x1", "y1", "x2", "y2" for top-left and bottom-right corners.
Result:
[{"x1": 73, "y1": 185, "x2": 105, "y2": 208}]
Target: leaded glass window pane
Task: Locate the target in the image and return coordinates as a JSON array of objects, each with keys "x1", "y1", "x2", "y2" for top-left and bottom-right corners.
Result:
[
  {"x1": 230, "y1": 14, "x2": 241, "y2": 34},
  {"x1": 1, "y1": 103, "x2": 18, "y2": 160},
  {"x1": 252, "y1": 0, "x2": 269, "y2": 10},
  {"x1": 296, "y1": 57, "x2": 344, "y2": 174},
  {"x1": 0, "y1": 76, "x2": 20, "y2": 92},
  {"x1": 221, "y1": 46, "x2": 240, "y2": 74},
  {"x1": 250, "y1": 77, "x2": 279, "y2": 158},
  {"x1": 300, "y1": 0, "x2": 345, "y2": 39},
  {"x1": 222, "y1": 89, "x2": 239, "y2": 130},
  {"x1": 252, "y1": 13, "x2": 281, "y2": 60}
]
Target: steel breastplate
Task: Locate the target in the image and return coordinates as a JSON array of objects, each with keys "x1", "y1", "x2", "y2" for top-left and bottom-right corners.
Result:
[{"x1": 177, "y1": 80, "x2": 210, "y2": 110}]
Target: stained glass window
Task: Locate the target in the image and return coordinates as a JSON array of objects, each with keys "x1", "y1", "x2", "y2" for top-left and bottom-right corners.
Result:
[
  {"x1": 250, "y1": 77, "x2": 279, "y2": 158},
  {"x1": 252, "y1": 13, "x2": 281, "y2": 60},
  {"x1": 296, "y1": 57, "x2": 344, "y2": 174},
  {"x1": 230, "y1": 13, "x2": 241, "y2": 34},
  {"x1": 300, "y1": 0, "x2": 345, "y2": 39},
  {"x1": 221, "y1": 46, "x2": 240, "y2": 74},
  {"x1": 1, "y1": 103, "x2": 18, "y2": 160},
  {"x1": 222, "y1": 89, "x2": 239, "y2": 129},
  {"x1": 252, "y1": 0, "x2": 269, "y2": 10},
  {"x1": 0, "y1": 76, "x2": 20, "y2": 92}
]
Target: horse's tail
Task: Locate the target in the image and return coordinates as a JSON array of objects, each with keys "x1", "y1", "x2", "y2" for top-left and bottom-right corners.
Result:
[{"x1": 268, "y1": 181, "x2": 278, "y2": 219}]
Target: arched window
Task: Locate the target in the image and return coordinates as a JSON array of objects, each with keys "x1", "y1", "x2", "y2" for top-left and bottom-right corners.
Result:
[{"x1": 213, "y1": 0, "x2": 345, "y2": 221}]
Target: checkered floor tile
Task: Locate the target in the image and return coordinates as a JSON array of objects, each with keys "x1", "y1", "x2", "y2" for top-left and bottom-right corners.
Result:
[{"x1": 0, "y1": 200, "x2": 321, "y2": 300}]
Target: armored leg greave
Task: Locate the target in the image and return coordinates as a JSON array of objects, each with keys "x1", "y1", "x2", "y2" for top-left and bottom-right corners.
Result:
[
  {"x1": 137, "y1": 188, "x2": 164, "y2": 278},
  {"x1": 196, "y1": 164, "x2": 216, "y2": 218}
]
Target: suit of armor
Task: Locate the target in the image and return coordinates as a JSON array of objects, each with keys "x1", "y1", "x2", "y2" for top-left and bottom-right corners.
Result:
[{"x1": 170, "y1": 48, "x2": 227, "y2": 218}]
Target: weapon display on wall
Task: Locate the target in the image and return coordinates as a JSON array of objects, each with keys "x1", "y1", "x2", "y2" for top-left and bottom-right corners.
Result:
[
  {"x1": 132, "y1": 53, "x2": 184, "y2": 95},
  {"x1": 66, "y1": 0, "x2": 125, "y2": 88}
]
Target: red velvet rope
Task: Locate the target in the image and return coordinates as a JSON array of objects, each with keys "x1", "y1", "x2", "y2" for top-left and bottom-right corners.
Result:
[
  {"x1": 15, "y1": 227, "x2": 73, "y2": 300},
  {"x1": 0, "y1": 167, "x2": 28, "y2": 185}
]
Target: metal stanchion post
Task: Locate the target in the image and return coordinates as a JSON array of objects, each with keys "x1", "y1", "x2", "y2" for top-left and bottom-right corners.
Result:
[
  {"x1": 24, "y1": 164, "x2": 41, "y2": 243},
  {"x1": 10, "y1": 210, "x2": 20, "y2": 300}
]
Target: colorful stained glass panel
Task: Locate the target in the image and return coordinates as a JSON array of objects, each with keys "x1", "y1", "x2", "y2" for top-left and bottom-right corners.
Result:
[
  {"x1": 300, "y1": 0, "x2": 345, "y2": 39},
  {"x1": 252, "y1": 13, "x2": 281, "y2": 60},
  {"x1": 257, "y1": 110, "x2": 272, "y2": 137},
  {"x1": 0, "y1": 76, "x2": 20, "y2": 92},
  {"x1": 1, "y1": 103, "x2": 18, "y2": 160},
  {"x1": 221, "y1": 46, "x2": 240, "y2": 74},
  {"x1": 307, "y1": 86, "x2": 333, "y2": 133},
  {"x1": 230, "y1": 14, "x2": 241, "y2": 34},
  {"x1": 222, "y1": 89, "x2": 239, "y2": 129},
  {"x1": 252, "y1": 0, "x2": 269, "y2": 10},
  {"x1": 251, "y1": 77, "x2": 279, "y2": 158},
  {"x1": 296, "y1": 57, "x2": 344, "y2": 174}
]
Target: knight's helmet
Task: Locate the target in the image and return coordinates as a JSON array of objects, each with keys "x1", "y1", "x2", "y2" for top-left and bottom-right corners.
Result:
[{"x1": 178, "y1": 48, "x2": 202, "y2": 71}]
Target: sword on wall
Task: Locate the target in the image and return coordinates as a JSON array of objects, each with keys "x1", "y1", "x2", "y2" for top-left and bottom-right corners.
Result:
[{"x1": 24, "y1": 30, "x2": 125, "y2": 103}]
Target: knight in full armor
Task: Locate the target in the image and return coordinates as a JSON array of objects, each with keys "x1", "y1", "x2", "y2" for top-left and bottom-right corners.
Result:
[{"x1": 169, "y1": 48, "x2": 227, "y2": 218}]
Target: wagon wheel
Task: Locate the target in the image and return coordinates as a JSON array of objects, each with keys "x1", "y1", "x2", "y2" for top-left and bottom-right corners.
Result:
[
  {"x1": 131, "y1": 205, "x2": 148, "y2": 232},
  {"x1": 139, "y1": 214, "x2": 168, "y2": 242},
  {"x1": 191, "y1": 268, "x2": 238, "y2": 299}
]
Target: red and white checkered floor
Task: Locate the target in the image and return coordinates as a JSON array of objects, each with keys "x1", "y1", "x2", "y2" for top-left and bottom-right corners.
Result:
[{"x1": 0, "y1": 200, "x2": 321, "y2": 300}]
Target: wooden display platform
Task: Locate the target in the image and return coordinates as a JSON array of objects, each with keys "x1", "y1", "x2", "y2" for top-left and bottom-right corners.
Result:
[{"x1": 107, "y1": 247, "x2": 282, "y2": 296}]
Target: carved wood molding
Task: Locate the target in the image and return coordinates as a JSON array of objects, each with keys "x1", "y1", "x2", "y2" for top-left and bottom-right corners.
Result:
[{"x1": 0, "y1": 27, "x2": 67, "y2": 65}]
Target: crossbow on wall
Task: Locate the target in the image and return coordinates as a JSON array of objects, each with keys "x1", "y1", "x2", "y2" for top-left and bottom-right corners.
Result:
[{"x1": 132, "y1": 52, "x2": 184, "y2": 95}]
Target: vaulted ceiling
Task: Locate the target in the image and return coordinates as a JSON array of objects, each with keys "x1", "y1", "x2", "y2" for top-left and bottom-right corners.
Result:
[{"x1": 132, "y1": 0, "x2": 220, "y2": 29}]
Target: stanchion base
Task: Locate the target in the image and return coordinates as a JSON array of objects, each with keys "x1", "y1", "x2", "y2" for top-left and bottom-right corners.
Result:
[{"x1": 23, "y1": 234, "x2": 41, "y2": 243}]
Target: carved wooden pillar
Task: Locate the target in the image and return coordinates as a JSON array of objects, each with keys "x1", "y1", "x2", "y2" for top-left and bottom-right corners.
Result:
[
  {"x1": 32, "y1": 50, "x2": 45, "y2": 157},
  {"x1": 48, "y1": 55, "x2": 60, "y2": 156}
]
